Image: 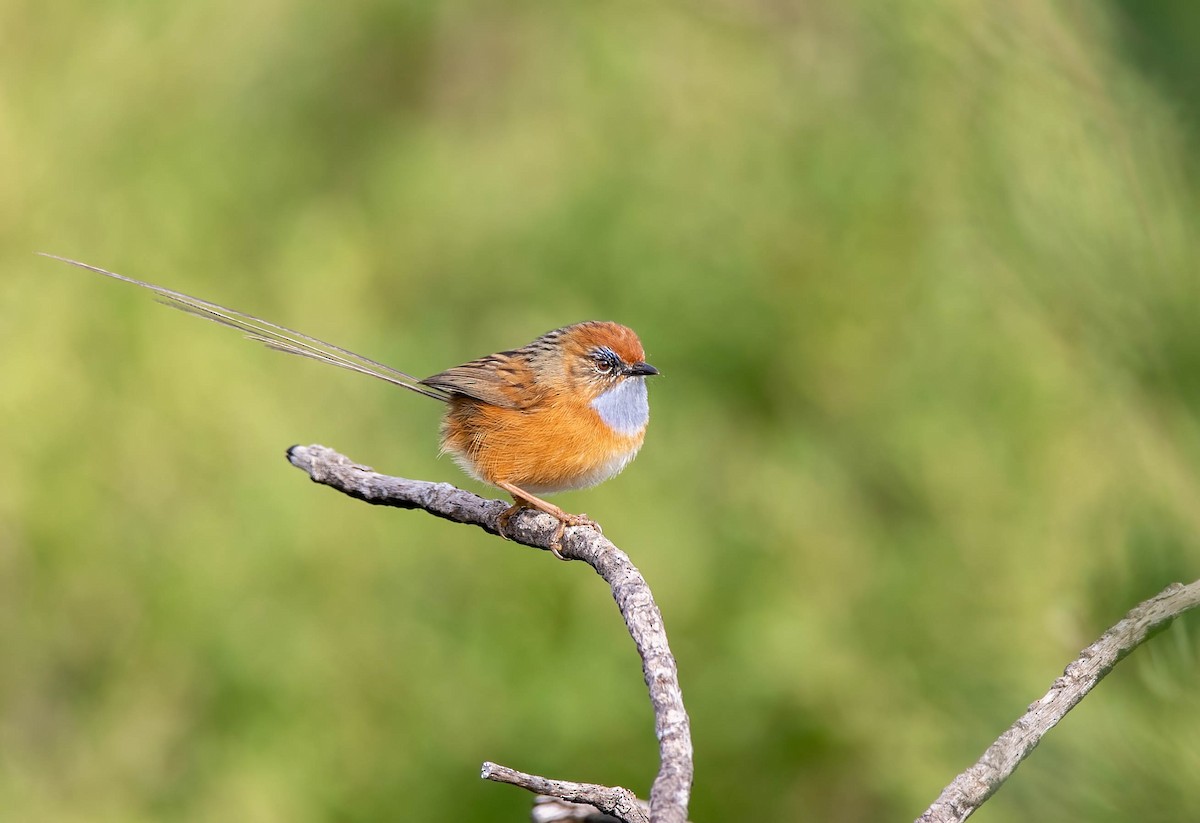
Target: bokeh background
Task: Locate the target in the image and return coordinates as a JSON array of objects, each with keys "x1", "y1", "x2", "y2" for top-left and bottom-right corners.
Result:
[{"x1": 3, "y1": 1, "x2": 1200, "y2": 821}]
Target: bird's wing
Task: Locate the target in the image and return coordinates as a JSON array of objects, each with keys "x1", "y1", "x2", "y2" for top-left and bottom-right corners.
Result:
[
  {"x1": 41, "y1": 254, "x2": 451, "y2": 402},
  {"x1": 420, "y1": 350, "x2": 549, "y2": 410}
]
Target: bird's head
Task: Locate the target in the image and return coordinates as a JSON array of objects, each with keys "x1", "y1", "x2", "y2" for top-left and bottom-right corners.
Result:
[
  {"x1": 556, "y1": 321, "x2": 658, "y2": 398},
  {"x1": 528, "y1": 321, "x2": 657, "y2": 438}
]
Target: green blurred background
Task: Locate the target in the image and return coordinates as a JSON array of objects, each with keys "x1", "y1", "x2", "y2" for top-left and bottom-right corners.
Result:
[{"x1": 3, "y1": 1, "x2": 1200, "y2": 821}]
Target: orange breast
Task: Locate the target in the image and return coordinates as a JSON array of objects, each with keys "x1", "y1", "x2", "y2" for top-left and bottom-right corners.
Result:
[{"x1": 439, "y1": 395, "x2": 645, "y2": 494}]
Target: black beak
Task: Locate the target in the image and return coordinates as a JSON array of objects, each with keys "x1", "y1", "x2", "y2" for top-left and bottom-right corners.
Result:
[{"x1": 626, "y1": 361, "x2": 660, "y2": 377}]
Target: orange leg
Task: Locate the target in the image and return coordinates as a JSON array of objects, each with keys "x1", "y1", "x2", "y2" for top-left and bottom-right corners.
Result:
[{"x1": 495, "y1": 481, "x2": 601, "y2": 560}]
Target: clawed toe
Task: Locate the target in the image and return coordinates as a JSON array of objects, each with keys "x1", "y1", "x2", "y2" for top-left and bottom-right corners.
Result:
[
  {"x1": 549, "y1": 520, "x2": 568, "y2": 561},
  {"x1": 548, "y1": 514, "x2": 601, "y2": 560},
  {"x1": 497, "y1": 504, "x2": 523, "y2": 540},
  {"x1": 566, "y1": 513, "x2": 601, "y2": 534}
]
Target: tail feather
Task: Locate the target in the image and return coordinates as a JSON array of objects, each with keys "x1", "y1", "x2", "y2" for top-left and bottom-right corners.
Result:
[{"x1": 40, "y1": 253, "x2": 450, "y2": 402}]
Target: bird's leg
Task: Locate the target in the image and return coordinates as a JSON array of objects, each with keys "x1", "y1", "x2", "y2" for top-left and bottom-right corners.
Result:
[{"x1": 495, "y1": 481, "x2": 601, "y2": 560}]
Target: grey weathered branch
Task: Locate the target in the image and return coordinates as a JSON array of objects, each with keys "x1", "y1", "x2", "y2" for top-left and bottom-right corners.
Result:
[
  {"x1": 482, "y1": 763, "x2": 648, "y2": 823},
  {"x1": 528, "y1": 795, "x2": 653, "y2": 823},
  {"x1": 286, "y1": 444, "x2": 693, "y2": 823},
  {"x1": 918, "y1": 579, "x2": 1200, "y2": 823}
]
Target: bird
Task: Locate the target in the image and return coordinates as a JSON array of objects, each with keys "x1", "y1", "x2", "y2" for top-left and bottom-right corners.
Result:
[{"x1": 41, "y1": 254, "x2": 659, "y2": 558}]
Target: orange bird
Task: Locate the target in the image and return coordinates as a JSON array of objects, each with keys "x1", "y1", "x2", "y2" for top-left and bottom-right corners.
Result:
[{"x1": 43, "y1": 255, "x2": 659, "y2": 557}]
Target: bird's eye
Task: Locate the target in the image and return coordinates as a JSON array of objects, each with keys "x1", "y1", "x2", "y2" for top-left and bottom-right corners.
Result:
[{"x1": 591, "y1": 349, "x2": 617, "y2": 374}]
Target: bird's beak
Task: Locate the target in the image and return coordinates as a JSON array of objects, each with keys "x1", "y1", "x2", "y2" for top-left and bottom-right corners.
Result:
[{"x1": 626, "y1": 362, "x2": 660, "y2": 377}]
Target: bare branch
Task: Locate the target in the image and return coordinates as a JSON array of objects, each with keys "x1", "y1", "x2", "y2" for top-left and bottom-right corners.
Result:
[
  {"x1": 481, "y1": 763, "x2": 648, "y2": 823},
  {"x1": 918, "y1": 580, "x2": 1200, "y2": 823},
  {"x1": 529, "y1": 796, "x2": 651, "y2": 823},
  {"x1": 286, "y1": 444, "x2": 693, "y2": 823}
]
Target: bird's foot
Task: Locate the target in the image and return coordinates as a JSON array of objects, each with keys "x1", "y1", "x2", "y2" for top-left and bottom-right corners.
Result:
[
  {"x1": 494, "y1": 481, "x2": 603, "y2": 561},
  {"x1": 546, "y1": 512, "x2": 602, "y2": 560},
  {"x1": 495, "y1": 504, "x2": 601, "y2": 560}
]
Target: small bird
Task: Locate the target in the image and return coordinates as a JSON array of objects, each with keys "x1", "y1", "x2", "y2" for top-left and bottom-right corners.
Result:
[{"x1": 42, "y1": 254, "x2": 659, "y2": 557}]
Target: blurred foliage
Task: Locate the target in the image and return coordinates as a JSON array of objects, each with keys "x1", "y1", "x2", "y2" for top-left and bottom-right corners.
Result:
[{"x1": 3, "y1": 1, "x2": 1200, "y2": 821}]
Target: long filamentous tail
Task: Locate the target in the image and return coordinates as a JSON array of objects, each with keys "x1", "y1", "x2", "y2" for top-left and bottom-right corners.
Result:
[{"x1": 40, "y1": 254, "x2": 449, "y2": 402}]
